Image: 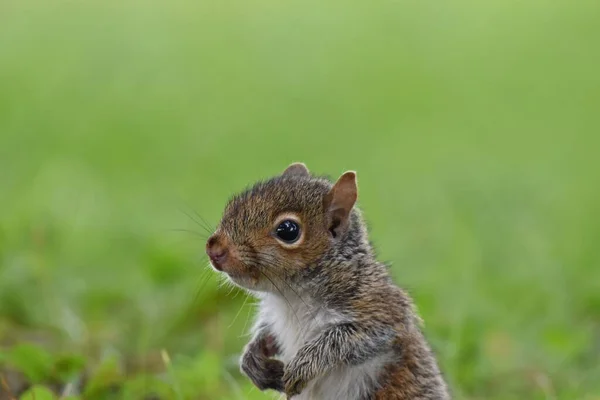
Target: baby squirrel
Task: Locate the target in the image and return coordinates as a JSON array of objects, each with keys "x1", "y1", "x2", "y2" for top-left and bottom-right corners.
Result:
[{"x1": 206, "y1": 163, "x2": 450, "y2": 400}]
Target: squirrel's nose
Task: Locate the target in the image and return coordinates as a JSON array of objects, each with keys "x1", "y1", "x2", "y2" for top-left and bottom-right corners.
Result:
[{"x1": 206, "y1": 235, "x2": 228, "y2": 270}]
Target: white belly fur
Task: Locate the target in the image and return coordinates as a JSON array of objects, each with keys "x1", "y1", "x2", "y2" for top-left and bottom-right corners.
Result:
[{"x1": 258, "y1": 293, "x2": 390, "y2": 400}]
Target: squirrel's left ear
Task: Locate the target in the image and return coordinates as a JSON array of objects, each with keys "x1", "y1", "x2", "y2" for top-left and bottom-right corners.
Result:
[
  {"x1": 282, "y1": 162, "x2": 310, "y2": 178},
  {"x1": 324, "y1": 171, "x2": 358, "y2": 238}
]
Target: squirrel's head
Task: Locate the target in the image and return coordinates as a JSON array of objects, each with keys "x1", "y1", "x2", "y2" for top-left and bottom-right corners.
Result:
[{"x1": 206, "y1": 162, "x2": 359, "y2": 291}]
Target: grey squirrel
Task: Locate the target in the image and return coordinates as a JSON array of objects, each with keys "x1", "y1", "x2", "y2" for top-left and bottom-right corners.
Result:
[{"x1": 206, "y1": 163, "x2": 450, "y2": 399}]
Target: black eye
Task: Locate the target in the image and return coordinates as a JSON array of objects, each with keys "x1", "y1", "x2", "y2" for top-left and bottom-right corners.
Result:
[{"x1": 275, "y1": 220, "x2": 301, "y2": 243}]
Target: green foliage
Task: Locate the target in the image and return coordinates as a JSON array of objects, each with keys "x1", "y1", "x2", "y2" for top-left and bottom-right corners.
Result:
[
  {"x1": 19, "y1": 386, "x2": 56, "y2": 400},
  {"x1": 3, "y1": 344, "x2": 54, "y2": 383},
  {"x1": 1, "y1": 0, "x2": 600, "y2": 399},
  {"x1": 170, "y1": 351, "x2": 224, "y2": 398},
  {"x1": 83, "y1": 355, "x2": 123, "y2": 398},
  {"x1": 120, "y1": 374, "x2": 177, "y2": 400},
  {"x1": 53, "y1": 354, "x2": 86, "y2": 383}
]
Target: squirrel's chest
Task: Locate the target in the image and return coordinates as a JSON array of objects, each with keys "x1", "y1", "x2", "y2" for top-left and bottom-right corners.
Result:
[
  {"x1": 259, "y1": 295, "x2": 343, "y2": 362},
  {"x1": 258, "y1": 295, "x2": 390, "y2": 400}
]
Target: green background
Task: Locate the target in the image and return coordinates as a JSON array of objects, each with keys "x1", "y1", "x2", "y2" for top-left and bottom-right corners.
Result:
[{"x1": 1, "y1": 0, "x2": 599, "y2": 399}]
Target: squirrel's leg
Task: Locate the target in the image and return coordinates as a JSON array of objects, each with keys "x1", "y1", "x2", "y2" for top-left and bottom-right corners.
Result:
[
  {"x1": 283, "y1": 322, "x2": 394, "y2": 396},
  {"x1": 240, "y1": 328, "x2": 284, "y2": 392}
]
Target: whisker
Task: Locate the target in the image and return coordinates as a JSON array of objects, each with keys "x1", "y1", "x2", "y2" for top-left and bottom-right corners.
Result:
[
  {"x1": 258, "y1": 264, "x2": 326, "y2": 337},
  {"x1": 218, "y1": 275, "x2": 233, "y2": 290},
  {"x1": 226, "y1": 287, "x2": 235, "y2": 296},
  {"x1": 259, "y1": 262, "x2": 310, "y2": 307},
  {"x1": 177, "y1": 204, "x2": 213, "y2": 235},
  {"x1": 239, "y1": 250, "x2": 312, "y2": 310},
  {"x1": 228, "y1": 292, "x2": 251, "y2": 330},
  {"x1": 239, "y1": 250, "x2": 333, "y2": 338},
  {"x1": 255, "y1": 268, "x2": 303, "y2": 327},
  {"x1": 240, "y1": 299, "x2": 257, "y2": 339},
  {"x1": 192, "y1": 209, "x2": 216, "y2": 234},
  {"x1": 192, "y1": 263, "x2": 215, "y2": 306},
  {"x1": 167, "y1": 228, "x2": 208, "y2": 239}
]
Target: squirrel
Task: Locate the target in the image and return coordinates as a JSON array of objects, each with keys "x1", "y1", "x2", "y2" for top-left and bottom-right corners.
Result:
[{"x1": 206, "y1": 163, "x2": 450, "y2": 400}]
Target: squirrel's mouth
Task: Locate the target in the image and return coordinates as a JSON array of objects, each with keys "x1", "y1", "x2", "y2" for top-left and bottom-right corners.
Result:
[
  {"x1": 211, "y1": 260, "x2": 260, "y2": 287},
  {"x1": 224, "y1": 271, "x2": 260, "y2": 290}
]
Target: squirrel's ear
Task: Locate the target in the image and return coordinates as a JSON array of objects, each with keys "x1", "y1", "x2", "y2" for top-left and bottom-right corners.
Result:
[
  {"x1": 282, "y1": 162, "x2": 310, "y2": 178},
  {"x1": 324, "y1": 171, "x2": 358, "y2": 238}
]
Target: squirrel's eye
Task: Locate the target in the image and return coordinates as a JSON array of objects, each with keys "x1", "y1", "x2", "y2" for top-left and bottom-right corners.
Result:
[{"x1": 275, "y1": 220, "x2": 301, "y2": 244}]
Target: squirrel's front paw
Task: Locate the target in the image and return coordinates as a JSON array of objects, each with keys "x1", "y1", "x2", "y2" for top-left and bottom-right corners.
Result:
[
  {"x1": 240, "y1": 349, "x2": 284, "y2": 392},
  {"x1": 283, "y1": 363, "x2": 308, "y2": 397}
]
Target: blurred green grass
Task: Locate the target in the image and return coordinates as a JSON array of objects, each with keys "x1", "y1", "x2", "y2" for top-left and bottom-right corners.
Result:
[{"x1": 1, "y1": 0, "x2": 600, "y2": 398}]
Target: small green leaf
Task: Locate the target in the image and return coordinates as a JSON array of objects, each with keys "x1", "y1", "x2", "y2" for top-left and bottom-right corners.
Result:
[
  {"x1": 53, "y1": 353, "x2": 86, "y2": 382},
  {"x1": 6, "y1": 344, "x2": 54, "y2": 383},
  {"x1": 19, "y1": 385, "x2": 56, "y2": 400}
]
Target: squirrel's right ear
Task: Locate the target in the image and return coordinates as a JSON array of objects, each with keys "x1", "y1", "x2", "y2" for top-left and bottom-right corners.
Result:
[
  {"x1": 282, "y1": 162, "x2": 310, "y2": 178},
  {"x1": 324, "y1": 171, "x2": 358, "y2": 238}
]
